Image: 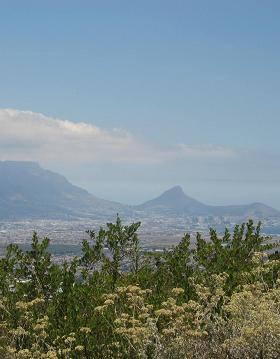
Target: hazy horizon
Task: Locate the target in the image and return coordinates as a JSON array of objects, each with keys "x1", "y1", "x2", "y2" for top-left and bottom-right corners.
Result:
[
  {"x1": 1, "y1": 159, "x2": 280, "y2": 212},
  {"x1": 0, "y1": 1, "x2": 280, "y2": 209}
]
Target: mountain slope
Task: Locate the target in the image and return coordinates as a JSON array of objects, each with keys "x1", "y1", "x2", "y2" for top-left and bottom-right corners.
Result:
[
  {"x1": 135, "y1": 186, "x2": 280, "y2": 218},
  {"x1": 209, "y1": 202, "x2": 280, "y2": 218},
  {"x1": 0, "y1": 161, "x2": 126, "y2": 219}
]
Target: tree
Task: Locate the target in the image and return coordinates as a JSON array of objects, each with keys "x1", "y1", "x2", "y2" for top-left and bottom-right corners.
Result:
[
  {"x1": 194, "y1": 220, "x2": 273, "y2": 291},
  {"x1": 81, "y1": 215, "x2": 141, "y2": 288}
]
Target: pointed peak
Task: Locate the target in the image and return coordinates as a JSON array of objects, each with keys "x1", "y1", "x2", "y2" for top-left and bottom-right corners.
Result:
[
  {"x1": 158, "y1": 186, "x2": 188, "y2": 201},
  {"x1": 164, "y1": 185, "x2": 184, "y2": 195}
]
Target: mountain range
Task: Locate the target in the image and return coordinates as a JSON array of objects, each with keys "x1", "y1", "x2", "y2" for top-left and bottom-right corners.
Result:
[
  {"x1": 0, "y1": 161, "x2": 279, "y2": 220},
  {"x1": 136, "y1": 185, "x2": 280, "y2": 218}
]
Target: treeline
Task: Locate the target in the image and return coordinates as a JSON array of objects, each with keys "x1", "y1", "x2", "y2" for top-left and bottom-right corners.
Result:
[{"x1": 0, "y1": 217, "x2": 280, "y2": 358}]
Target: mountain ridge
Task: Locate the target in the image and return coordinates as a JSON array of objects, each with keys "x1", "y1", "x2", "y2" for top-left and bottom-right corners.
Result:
[
  {"x1": 0, "y1": 161, "x2": 279, "y2": 219},
  {"x1": 135, "y1": 185, "x2": 280, "y2": 218}
]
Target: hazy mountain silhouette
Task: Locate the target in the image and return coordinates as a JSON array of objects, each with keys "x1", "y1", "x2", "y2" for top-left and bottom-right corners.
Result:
[
  {"x1": 0, "y1": 161, "x2": 279, "y2": 220},
  {"x1": 0, "y1": 161, "x2": 127, "y2": 219},
  {"x1": 136, "y1": 185, "x2": 280, "y2": 218},
  {"x1": 135, "y1": 186, "x2": 208, "y2": 215}
]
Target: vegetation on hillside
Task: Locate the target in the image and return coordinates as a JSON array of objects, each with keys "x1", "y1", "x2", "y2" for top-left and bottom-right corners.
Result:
[{"x1": 0, "y1": 217, "x2": 279, "y2": 358}]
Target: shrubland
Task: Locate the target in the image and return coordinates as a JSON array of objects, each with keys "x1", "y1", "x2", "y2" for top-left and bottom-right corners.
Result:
[{"x1": 0, "y1": 217, "x2": 279, "y2": 358}]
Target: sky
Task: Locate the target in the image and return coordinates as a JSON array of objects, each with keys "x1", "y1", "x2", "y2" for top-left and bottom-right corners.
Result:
[{"x1": 0, "y1": 0, "x2": 280, "y2": 208}]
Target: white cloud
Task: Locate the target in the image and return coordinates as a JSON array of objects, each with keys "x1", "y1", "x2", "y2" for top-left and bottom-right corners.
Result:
[{"x1": 0, "y1": 108, "x2": 236, "y2": 165}]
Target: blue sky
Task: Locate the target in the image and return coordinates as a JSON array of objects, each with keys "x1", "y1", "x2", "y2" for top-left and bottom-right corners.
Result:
[{"x1": 0, "y1": 1, "x2": 280, "y2": 207}]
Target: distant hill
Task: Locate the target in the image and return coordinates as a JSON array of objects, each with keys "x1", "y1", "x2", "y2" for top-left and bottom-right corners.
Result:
[
  {"x1": 135, "y1": 185, "x2": 280, "y2": 218},
  {"x1": 0, "y1": 161, "x2": 127, "y2": 219},
  {"x1": 135, "y1": 186, "x2": 207, "y2": 215}
]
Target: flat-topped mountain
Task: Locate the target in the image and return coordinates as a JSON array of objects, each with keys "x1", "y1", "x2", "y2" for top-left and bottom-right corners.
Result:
[
  {"x1": 0, "y1": 161, "x2": 126, "y2": 219},
  {"x1": 135, "y1": 185, "x2": 280, "y2": 218}
]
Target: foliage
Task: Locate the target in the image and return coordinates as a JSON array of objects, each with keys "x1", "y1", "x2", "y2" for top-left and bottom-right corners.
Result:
[{"x1": 0, "y1": 218, "x2": 279, "y2": 358}]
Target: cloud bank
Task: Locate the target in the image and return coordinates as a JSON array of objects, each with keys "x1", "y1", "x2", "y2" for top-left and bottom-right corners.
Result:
[
  {"x1": 0, "y1": 108, "x2": 279, "y2": 208},
  {"x1": 0, "y1": 109, "x2": 235, "y2": 165}
]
